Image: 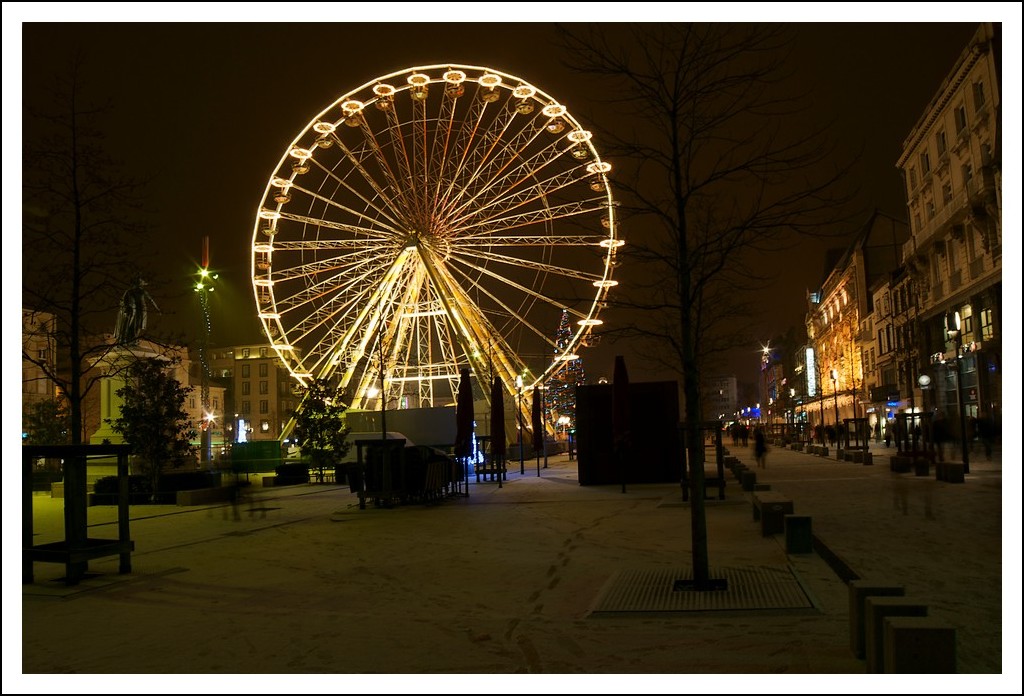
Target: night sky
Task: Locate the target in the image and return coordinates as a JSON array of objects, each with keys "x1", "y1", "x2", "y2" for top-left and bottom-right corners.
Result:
[{"x1": 8, "y1": 7, "x2": 1019, "y2": 389}]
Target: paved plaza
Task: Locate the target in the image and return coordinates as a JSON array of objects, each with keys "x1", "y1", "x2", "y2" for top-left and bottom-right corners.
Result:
[{"x1": 10, "y1": 438, "x2": 1017, "y2": 692}]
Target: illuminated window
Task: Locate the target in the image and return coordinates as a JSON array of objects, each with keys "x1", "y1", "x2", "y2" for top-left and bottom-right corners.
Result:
[
  {"x1": 242, "y1": 348, "x2": 250, "y2": 358},
  {"x1": 261, "y1": 420, "x2": 271, "y2": 433},
  {"x1": 260, "y1": 347, "x2": 268, "y2": 358},
  {"x1": 979, "y1": 308, "x2": 994, "y2": 340}
]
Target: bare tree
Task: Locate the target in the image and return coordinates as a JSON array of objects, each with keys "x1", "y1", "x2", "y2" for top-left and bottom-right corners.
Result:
[
  {"x1": 557, "y1": 24, "x2": 859, "y2": 588},
  {"x1": 22, "y1": 54, "x2": 168, "y2": 446}
]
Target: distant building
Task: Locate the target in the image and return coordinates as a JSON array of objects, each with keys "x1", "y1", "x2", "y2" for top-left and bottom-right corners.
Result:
[
  {"x1": 702, "y1": 375, "x2": 737, "y2": 421},
  {"x1": 206, "y1": 344, "x2": 301, "y2": 444},
  {"x1": 22, "y1": 309, "x2": 59, "y2": 433}
]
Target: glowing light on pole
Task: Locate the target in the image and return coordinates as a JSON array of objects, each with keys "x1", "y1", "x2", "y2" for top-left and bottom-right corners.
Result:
[{"x1": 195, "y1": 236, "x2": 218, "y2": 467}]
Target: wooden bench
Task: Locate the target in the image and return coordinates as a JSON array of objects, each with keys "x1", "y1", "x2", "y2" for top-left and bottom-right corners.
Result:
[{"x1": 752, "y1": 491, "x2": 794, "y2": 536}]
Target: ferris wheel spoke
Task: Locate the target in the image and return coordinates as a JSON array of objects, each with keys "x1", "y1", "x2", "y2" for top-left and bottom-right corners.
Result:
[
  {"x1": 298, "y1": 150, "x2": 407, "y2": 232},
  {"x1": 442, "y1": 124, "x2": 576, "y2": 224},
  {"x1": 447, "y1": 167, "x2": 591, "y2": 233},
  {"x1": 314, "y1": 124, "x2": 413, "y2": 223},
  {"x1": 448, "y1": 247, "x2": 603, "y2": 284},
  {"x1": 456, "y1": 233, "x2": 606, "y2": 247},
  {"x1": 422, "y1": 253, "x2": 525, "y2": 387},
  {"x1": 455, "y1": 198, "x2": 609, "y2": 238},
  {"x1": 442, "y1": 256, "x2": 574, "y2": 340},
  {"x1": 280, "y1": 186, "x2": 407, "y2": 240},
  {"x1": 364, "y1": 100, "x2": 420, "y2": 220}
]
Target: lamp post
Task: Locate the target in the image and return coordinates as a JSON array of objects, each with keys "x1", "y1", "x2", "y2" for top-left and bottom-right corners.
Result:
[
  {"x1": 831, "y1": 368, "x2": 840, "y2": 427},
  {"x1": 946, "y1": 311, "x2": 971, "y2": 474},
  {"x1": 516, "y1": 374, "x2": 524, "y2": 475},
  {"x1": 194, "y1": 257, "x2": 218, "y2": 469}
]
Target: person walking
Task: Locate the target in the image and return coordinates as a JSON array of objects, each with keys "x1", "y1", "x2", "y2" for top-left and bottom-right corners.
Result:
[{"x1": 754, "y1": 426, "x2": 768, "y2": 469}]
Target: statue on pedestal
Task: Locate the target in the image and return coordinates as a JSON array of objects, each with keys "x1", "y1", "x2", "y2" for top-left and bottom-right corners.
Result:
[{"x1": 114, "y1": 275, "x2": 159, "y2": 345}]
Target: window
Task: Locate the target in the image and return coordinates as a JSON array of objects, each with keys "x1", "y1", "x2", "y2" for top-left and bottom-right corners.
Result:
[
  {"x1": 260, "y1": 347, "x2": 268, "y2": 358},
  {"x1": 241, "y1": 400, "x2": 251, "y2": 414},
  {"x1": 260, "y1": 419, "x2": 271, "y2": 433},
  {"x1": 972, "y1": 81, "x2": 985, "y2": 112},
  {"x1": 259, "y1": 400, "x2": 269, "y2": 414},
  {"x1": 954, "y1": 104, "x2": 968, "y2": 133},
  {"x1": 37, "y1": 349, "x2": 48, "y2": 360},
  {"x1": 941, "y1": 182, "x2": 952, "y2": 205},
  {"x1": 979, "y1": 308, "x2": 994, "y2": 340},
  {"x1": 913, "y1": 212, "x2": 921, "y2": 233},
  {"x1": 960, "y1": 305, "x2": 974, "y2": 337},
  {"x1": 926, "y1": 200, "x2": 935, "y2": 220},
  {"x1": 259, "y1": 363, "x2": 268, "y2": 377},
  {"x1": 259, "y1": 380, "x2": 269, "y2": 395},
  {"x1": 241, "y1": 364, "x2": 250, "y2": 378},
  {"x1": 962, "y1": 163, "x2": 973, "y2": 188},
  {"x1": 189, "y1": 397, "x2": 196, "y2": 409},
  {"x1": 936, "y1": 130, "x2": 947, "y2": 156},
  {"x1": 908, "y1": 167, "x2": 918, "y2": 191},
  {"x1": 242, "y1": 382, "x2": 251, "y2": 395},
  {"x1": 213, "y1": 397, "x2": 219, "y2": 410},
  {"x1": 920, "y1": 151, "x2": 930, "y2": 175},
  {"x1": 242, "y1": 348, "x2": 250, "y2": 358}
]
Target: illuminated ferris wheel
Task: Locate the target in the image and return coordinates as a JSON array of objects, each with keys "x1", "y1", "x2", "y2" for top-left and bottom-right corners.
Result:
[{"x1": 251, "y1": 64, "x2": 622, "y2": 417}]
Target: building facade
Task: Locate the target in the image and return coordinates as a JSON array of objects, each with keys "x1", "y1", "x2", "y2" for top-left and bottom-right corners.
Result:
[
  {"x1": 804, "y1": 212, "x2": 909, "y2": 435},
  {"x1": 896, "y1": 22, "x2": 1002, "y2": 437}
]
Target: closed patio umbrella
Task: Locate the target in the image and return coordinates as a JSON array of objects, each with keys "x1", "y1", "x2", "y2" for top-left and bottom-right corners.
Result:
[{"x1": 490, "y1": 375, "x2": 506, "y2": 488}]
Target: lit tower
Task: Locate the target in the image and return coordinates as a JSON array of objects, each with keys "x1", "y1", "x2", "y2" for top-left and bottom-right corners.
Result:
[
  {"x1": 195, "y1": 236, "x2": 218, "y2": 466},
  {"x1": 547, "y1": 309, "x2": 585, "y2": 434}
]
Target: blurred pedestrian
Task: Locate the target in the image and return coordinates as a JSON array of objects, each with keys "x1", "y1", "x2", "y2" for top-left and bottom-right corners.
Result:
[
  {"x1": 754, "y1": 426, "x2": 768, "y2": 469},
  {"x1": 976, "y1": 410, "x2": 995, "y2": 461},
  {"x1": 932, "y1": 410, "x2": 950, "y2": 462}
]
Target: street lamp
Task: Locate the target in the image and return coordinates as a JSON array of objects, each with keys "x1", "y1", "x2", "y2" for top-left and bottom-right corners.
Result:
[
  {"x1": 946, "y1": 311, "x2": 971, "y2": 474},
  {"x1": 515, "y1": 374, "x2": 525, "y2": 475}
]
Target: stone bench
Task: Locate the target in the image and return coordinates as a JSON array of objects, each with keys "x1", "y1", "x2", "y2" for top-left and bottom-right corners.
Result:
[
  {"x1": 752, "y1": 491, "x2": 793, "y2": 536},
  {"x1": 883, "y1": 615, "x2": 957, "y2": 673},
  {"x1": 784, "y1": 514, "x2": 813, "y2": 553},
  {"x1": 936, "y1": 462, "x2": 965, "y2": 483}
]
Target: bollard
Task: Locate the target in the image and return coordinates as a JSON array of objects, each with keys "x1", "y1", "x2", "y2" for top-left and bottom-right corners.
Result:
[
  {"x1": 883, "y1": 616, "x2": 957, "y2": 673},
  {"x1": 864, "y1": 596, "x2": 928, "y2": 673},
  {"x1": 784, "y1": 514, "x2": 813, "y2": 554},
  {"x1": 849, "y1": 581, "x2": 905, "y2": 658}
]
